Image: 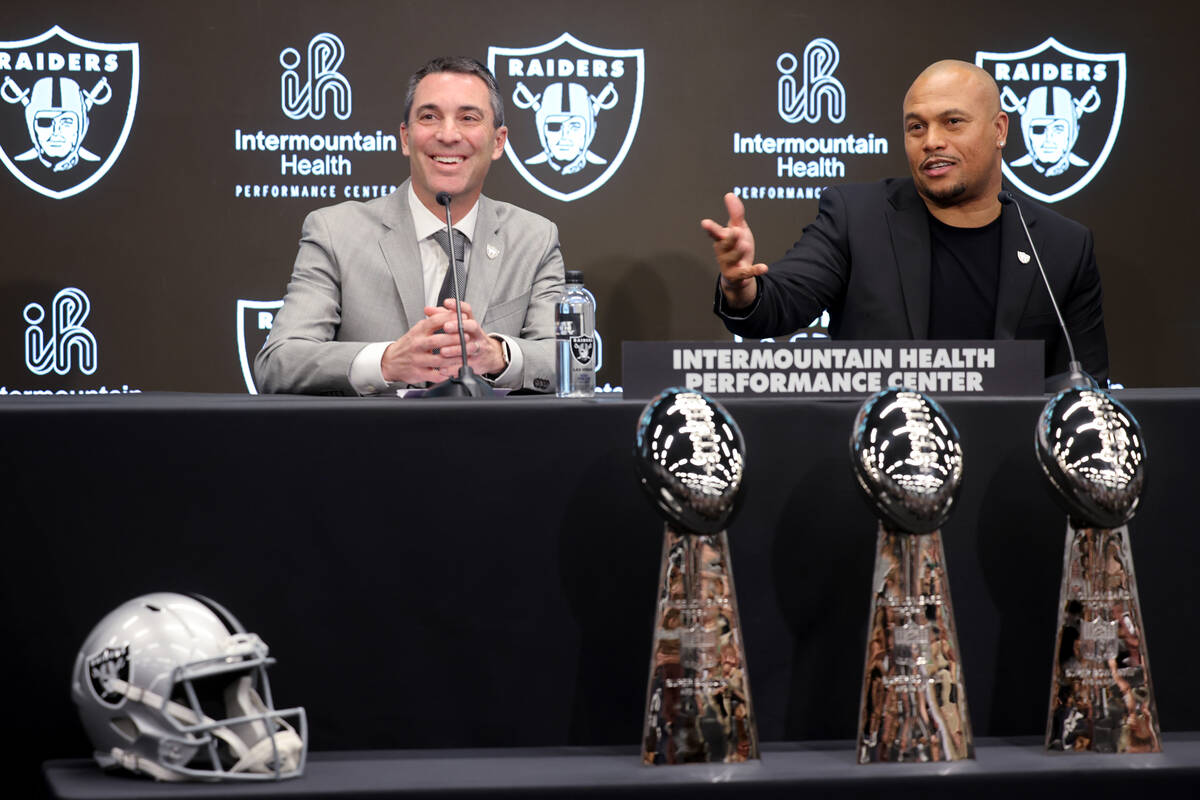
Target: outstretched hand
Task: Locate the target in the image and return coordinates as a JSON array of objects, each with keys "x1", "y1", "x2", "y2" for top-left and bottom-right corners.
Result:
[{"x1": 700, "y1": 192, "x2": 768, "y2": 309}]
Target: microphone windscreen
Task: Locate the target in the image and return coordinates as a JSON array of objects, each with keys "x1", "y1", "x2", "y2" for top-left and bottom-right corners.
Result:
[{"x1": 436, "y1": 191, "x2": 452, "y2": 206}]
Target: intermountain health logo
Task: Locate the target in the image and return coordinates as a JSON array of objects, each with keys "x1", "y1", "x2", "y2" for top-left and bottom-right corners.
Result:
[
  {"x1": 488, "y1": 33, "x2": 644, "y2": 202},
  {"x1": 777, "y1": 38, "x2": 845, "y2": 124},
  {"x1": 0, "y1": 25, "x2": 139, "y2": 199},
  {"x1": 233, "y1": 32, "x2": 398, "y2": 201},
  {"x1": 3, "y1": 287, "x2": 142, "y2": 396},
  {"x1": 729, "y1": 38, "x2": 889, "y2": 202},
  {"x1": 25, "y1": 286, "x2": 97, "y2": 375},
  {"x1": 280, "y1": 32, "x2": 351, "y2": 121},
  {"x1": 977, "y1": 38, "x2": 1126, "y2": 203}
]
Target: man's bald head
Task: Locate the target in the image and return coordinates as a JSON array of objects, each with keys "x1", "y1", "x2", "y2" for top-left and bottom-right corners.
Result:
[{"x1": 905, "y1": 60, "x2": 1001, "y2": 117}]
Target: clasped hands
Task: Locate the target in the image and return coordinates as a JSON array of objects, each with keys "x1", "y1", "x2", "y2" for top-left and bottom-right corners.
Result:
[{"x1": 380, "y1": 299, "x2": 506, "y2": 385}]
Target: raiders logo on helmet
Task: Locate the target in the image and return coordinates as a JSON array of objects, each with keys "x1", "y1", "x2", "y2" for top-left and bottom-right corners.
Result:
[{"x1": 86, "y1": 644, "x2": 130, "y2": 708}]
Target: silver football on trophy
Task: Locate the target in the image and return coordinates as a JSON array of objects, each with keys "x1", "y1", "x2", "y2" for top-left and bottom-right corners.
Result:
[
  {"x1": 850, "y1": 387, "x2": 964, "y2": 534},
  {"x1": 1036, "y1": 387, "x2": 1146, "y2": 528},
  {"x1": 634, "y1": 388, "x2": 746, "y2": 535}
]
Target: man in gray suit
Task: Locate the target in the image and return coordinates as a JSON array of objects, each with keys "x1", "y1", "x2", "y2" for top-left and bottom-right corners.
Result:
[{"x1": 255, "y1": 57, "x2": 564, "y2": 395}]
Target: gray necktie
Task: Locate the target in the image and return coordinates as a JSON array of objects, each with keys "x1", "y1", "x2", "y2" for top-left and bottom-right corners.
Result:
[{"x1": 430, "y1": 228, "x2": 469, "y2": 307}]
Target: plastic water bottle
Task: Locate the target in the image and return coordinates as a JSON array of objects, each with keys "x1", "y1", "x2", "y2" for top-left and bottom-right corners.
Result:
[{"x1": 555, "y1": 270, "x2": 596, "y2": 397}]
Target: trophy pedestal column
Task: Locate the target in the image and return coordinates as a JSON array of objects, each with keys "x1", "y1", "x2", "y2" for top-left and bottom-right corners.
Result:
[
  {"x1": 1046, "y1": 523, "x2": 1161, "y2": 753},
  {"x1": 642, "y1": 526, "x2": 758, "y2": 765},
  {"x1": 857, "y1": 524, "x2": 973, "y2": 763}
]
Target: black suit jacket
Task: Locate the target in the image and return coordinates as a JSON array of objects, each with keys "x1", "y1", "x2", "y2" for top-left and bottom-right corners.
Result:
[{"x1": 717, "y1": 178, "x2": 1108, "y2": 382}]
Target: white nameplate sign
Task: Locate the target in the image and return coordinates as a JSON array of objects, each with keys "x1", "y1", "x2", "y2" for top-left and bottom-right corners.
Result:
[{"x1": 622, "y1": 340, "x2": 1043, "y2": 398}]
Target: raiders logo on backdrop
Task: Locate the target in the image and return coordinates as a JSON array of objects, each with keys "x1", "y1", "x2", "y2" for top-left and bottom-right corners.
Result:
[
  {"x1": 237, "y1": 299, "x2": 283, "y2": 394},
  {"x1": 0, "y1": 25, "x2": 139, "y2": 199},
  {"x1": 488, "y1": 33, "x2": 643, "y2": 202},
  {"x1": 976, "y1": 37, "x2": 1125, "y2": 203},
  {"x1": 87, "y1": 644, "x2": 130, "y2": 707}
]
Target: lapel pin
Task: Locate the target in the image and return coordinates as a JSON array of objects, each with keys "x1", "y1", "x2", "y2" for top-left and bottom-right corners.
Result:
[
  {"x1": 487, "y1": 243, "x2": 500, "y2": 259},
  {"x1": 1017, "y1": 250, "x2": 1031, "y2": 264}
]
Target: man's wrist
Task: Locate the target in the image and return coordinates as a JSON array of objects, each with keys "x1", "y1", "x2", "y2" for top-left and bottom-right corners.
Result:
[
  {"x1": 720, "y1": 275, "x2": 757, "y2": 309},
  {"x1": 483, "y1": 336, "x2": 510, "y2": 379},
  {"x1": 350, "y1": 341, "x2": 394, "y2": 394}
]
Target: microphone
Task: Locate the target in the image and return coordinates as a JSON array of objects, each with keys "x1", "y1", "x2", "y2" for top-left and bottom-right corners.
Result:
[
  {"x1": 422, "y1": 191, "x2": 491, "y2": 398},
  {"x1": 997, "y1": 190, "x2": 1091, "y2": 390}
]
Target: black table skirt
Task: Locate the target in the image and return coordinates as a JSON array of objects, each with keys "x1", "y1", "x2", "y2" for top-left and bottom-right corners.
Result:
[{"x1": 7, "y1": 389, "x2": 1199, "y2": 795}]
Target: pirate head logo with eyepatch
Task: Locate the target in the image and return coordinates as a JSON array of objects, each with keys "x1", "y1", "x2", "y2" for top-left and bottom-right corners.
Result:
[
  {"x1": 976, "y1": 37, "x2": 1125, "y2": 203},
  {"x1": 0, "y1": 26, "x2": 139, "y2": 199},
  {"x1": 489, "y1": 33, "x2": 643, "y2": 202},
  {"x1": 516, "y1": 80, "x2": 617, "y2": 176}
]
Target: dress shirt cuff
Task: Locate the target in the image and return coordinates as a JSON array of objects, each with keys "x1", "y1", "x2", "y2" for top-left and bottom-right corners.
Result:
[
  {"x1": 484, "y1": 334, "x2": 523, "y2": 389},
  {"x1": 349, "y1": 341, "x2": 393, "y2": 395},
  {"x1": 713, "y1": 275, "x2": 763, "y2": 321}
]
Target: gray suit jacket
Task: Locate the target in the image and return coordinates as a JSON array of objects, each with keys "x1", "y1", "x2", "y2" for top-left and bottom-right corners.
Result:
[{"x1": 255, "y1": 180, "x2": 565, "y2": 394}]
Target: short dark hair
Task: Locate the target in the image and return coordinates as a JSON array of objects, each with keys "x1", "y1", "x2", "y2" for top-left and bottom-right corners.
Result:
[{"x1": 404, "y1": 56, "x2": 505, "y2": 127}]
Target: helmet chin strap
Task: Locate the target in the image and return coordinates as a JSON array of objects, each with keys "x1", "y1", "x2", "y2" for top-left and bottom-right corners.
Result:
[
  {"x1": 110, "y1": 748, "x2": 181, "y2": 782},
  {"x1": 224, "y1": 675, "x2": 304, "y2": 774},
  {"x1": 228, "y1": 729, "x2": 304, "y2": 774},
  {"x1": 105, "y1": 676, "x2": 301, "y2": 779}
]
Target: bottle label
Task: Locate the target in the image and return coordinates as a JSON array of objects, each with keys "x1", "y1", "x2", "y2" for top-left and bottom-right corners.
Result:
[
  {"x1": 570, "y1": 335, "x2": 595, "y2": 366},
  {"x1": 556, "y1": 311, "x2": 581, "y2": 338}
]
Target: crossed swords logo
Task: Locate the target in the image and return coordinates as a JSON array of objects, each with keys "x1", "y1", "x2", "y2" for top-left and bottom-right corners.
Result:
[
  {"x1": 512, "y1": 80, "x2": 618, "y2": 175},
  {"x1": 1, "y1": 74, "x2": 112, "y2": 171},
  {"x1": 1001, "y1": 83, "x2": 1100, "y2": 177}
]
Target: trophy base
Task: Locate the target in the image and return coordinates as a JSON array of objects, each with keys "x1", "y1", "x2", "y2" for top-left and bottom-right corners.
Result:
[
  {"x1": 857, "y1": 524, "x2": 973, "y2": 763},
  {"x1": 1046, "y1": 522, "x2": 1162, "y2": 753},
  {"x1": 642, "y1": 526, "x2": 759, "y2": 765}
]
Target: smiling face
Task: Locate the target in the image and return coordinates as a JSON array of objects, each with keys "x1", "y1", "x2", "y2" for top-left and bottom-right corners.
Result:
[
  {"x1": 400, "y1": 71, "x2": 507, "y2": 217},
  {"x1": 902, "y1": 61, "x2": 1008, "y2": 212}
]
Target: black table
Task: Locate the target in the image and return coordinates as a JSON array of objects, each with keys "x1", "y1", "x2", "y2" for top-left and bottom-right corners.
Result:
[{"x1": 5, "y1": 390, "x2": 1197, "y2": 796}]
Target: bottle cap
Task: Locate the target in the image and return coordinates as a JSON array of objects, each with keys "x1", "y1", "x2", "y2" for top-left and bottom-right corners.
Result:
[{"x1": 565, "y1": 269, "x2": 584, "y2": 283}]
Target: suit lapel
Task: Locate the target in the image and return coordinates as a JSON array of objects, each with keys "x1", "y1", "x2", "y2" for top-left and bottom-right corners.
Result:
[
  {"x1": 378, "y1": 180, "x2": 428, "y2": 331},
  {"x1": 465, "y1": 195, "x2": 500, "y2": 322},
  {"x1": 885, "y1": 181, "x2": 931, "y2": 339},
  {"x1": 994, "y1": 202, "x2": 1039, "y2": 338}
]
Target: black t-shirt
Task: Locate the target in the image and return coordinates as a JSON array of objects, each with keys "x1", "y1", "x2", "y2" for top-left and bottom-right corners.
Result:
[{"x1": 927, "y1": 213, "x2": 1002, "y2": 340}]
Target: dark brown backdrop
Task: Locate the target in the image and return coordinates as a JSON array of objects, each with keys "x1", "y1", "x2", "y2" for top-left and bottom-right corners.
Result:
[{"x1": 0, "y1": 1, "x2": 1193, "y2": 393}]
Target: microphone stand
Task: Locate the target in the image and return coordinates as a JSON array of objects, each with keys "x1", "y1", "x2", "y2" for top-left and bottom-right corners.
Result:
[
  {"x1": 423, "y1": 192, "x2": 492, "y2": 399},
  {"x1": 998, "y1": 190, "x2": 1096, "y2": 393}
]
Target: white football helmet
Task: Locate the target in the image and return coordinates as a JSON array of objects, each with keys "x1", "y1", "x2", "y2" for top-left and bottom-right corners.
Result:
[{"x1": 71, "y1": 592, "x2": 306, "y2": 781}]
